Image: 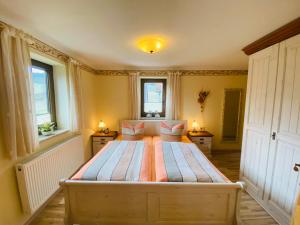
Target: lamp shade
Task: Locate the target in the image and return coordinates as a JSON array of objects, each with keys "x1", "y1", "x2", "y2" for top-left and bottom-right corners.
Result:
[
  {"x1": 98, "y1": 120, "x2": 106, "y2": 129},
  {"x1": 137, "y1": 37, "x2": 165, "y2": 54},
  {"x1": 192, "y1": 120, "x2": 199, "y2": 131}
]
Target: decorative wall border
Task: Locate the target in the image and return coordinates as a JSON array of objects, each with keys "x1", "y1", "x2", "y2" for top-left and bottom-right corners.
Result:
[
  {"x1": 181, "y1": 70, "x2": 248, "y2": 76},
  {"x1": 29, "y1": 36, "x2": 69, "y2": 63},
  {"x1": 0, "y1": 21, "x2": 97, "y2": 74},
  {"x1": 96, "y1": 70, "x2": 248, "y2": 76},
  {"x1": 0, "y1": 21, "x2": 248, "y2": 76}
]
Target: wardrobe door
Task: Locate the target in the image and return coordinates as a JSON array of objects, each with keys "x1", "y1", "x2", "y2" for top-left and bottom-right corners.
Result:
[
  {"x1": 264, "y1": 34, "x2": 300, "y2": 225},
  {"x1": 240, "y1": 44, "x2": 279, "y2": 201}
]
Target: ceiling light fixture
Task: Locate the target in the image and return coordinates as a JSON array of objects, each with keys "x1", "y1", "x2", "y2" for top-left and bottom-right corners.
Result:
[{"x1": 137, "y1": 36, "x2": 166, "y2": 54}]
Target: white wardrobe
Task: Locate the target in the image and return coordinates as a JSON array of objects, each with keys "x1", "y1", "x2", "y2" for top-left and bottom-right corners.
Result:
[{"x1": 240, "y1": 34, "x2": 300, "y2": 225}]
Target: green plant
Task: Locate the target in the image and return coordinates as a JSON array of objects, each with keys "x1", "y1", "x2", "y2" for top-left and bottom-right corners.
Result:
[{"x1": 39, "y1": 122, "x2": 56, "y2": 133}]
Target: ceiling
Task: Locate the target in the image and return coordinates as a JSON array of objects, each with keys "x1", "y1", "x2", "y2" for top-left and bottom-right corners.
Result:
[{"x1": 0, "y1": 0, "x2": 299, "y2": 70}]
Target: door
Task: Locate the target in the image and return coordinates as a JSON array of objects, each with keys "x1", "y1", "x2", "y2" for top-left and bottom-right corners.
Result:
[
  {"x1": 240, "y1": 44, "x2": 279, "y2": 201},
  {"x1": 264, "y1": 34, "x2": 300, "y2": 225}
]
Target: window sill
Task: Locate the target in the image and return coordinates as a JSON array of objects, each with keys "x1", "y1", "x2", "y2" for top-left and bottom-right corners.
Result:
[
  {"x1": 39, "y1": 129, "x2": 69, "y2": 143},
  {"x1": 140, "y1": 117, "x2": 166, "y2": 120}
]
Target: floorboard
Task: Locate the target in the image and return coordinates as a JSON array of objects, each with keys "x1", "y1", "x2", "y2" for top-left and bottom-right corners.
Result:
[{"x1": 29, "y1": 151, "x2": 279, "y2": 225}]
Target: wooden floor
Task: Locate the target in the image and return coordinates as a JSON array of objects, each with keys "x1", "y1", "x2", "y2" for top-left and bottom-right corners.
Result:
[
  {"x1": 29, "y1": 151, "x2": 279, "y2": 225},
  {"x1": 210, "y1": 151, "x2": 279, "y2": 225}
]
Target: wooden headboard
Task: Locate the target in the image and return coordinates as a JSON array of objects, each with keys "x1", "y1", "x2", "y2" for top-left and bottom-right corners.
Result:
[{"x1": 120, "y1": 120, "x2": 188, "y2": 136}]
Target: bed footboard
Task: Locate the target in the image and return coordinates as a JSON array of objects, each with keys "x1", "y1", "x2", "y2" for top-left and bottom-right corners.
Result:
[{"x1": 60, "y1": 180, "x2": 244, "y2": 225}]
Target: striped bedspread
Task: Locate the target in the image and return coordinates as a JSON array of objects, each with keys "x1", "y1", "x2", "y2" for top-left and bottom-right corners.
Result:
[
  {"x1": 155, "y1": 141, "x2": 229, "y2": 183},
  {"x1": 72, "y1": 140, "x2": 150, "y2": 181}
]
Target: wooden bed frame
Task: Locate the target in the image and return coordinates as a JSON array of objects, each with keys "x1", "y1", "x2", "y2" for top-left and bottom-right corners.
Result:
[
  {"x1": 61, "y1": 120, "x2": 244, "y2": 225},
  {"x1": 60, "y1": 181, "x2": 243, "y2": 225}
]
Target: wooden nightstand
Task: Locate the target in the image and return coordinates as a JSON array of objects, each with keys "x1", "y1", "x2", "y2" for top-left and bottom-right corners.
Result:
[
  {"x1": 92, "y1": 131, "x2": 118, "y2": 156},
  {"x1": 187, "y1": 131, "x2": 214, "y2": 155}
]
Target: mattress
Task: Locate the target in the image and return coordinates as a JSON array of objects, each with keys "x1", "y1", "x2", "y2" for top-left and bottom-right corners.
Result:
[
  {"x1": 154, "y1": 141, "x2": 230, "y2": 183},
  {"x1": 72, "y1": 138, "x2": 152, "y2": 181}
]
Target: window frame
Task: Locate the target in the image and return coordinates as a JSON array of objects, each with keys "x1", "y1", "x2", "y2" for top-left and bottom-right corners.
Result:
[
  {"x1": 140, "y1": 78, "x2": 167, "y2": 118},
  {"x1": 31, "y1": 59, "x2": 56, "y2": 125}
]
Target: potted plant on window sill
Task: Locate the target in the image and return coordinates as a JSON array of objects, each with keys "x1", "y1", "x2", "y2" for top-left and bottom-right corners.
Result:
[{"x1": 39, "y1": 122, "x2": 56, "y2": 136}]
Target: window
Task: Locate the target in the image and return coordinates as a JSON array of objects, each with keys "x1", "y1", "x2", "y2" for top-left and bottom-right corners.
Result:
[
  {"x1": 31, "y1": 59, "x2": 56, "y2": 125},
  {"x1": 141, "y1": 78, "x2": 166, "y2": 118}
]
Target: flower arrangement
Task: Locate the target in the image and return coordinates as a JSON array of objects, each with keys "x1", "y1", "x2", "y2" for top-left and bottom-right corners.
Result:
[
  {"x1": 198, "y1": 90, "x2": 210, "y2": 112},
  {"x1": 38, "y1": 122, "x2": 56, "y2": 136}
]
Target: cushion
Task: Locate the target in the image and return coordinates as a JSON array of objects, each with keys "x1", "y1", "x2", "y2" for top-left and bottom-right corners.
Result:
[
  {"x1": 122, "y1": 122, "x2": 144, "y2": 140},
  {"x1": 160, "y1": 121, "x2": 184, "y2": 142}
]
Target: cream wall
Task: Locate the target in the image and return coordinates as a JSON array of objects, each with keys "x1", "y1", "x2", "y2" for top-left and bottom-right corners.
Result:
[
  {"x1": 95, "y1": 75, "x2": 129, "y2": 131},
  {"x1": 80, "y1": 69, "x2": 99, "y2": 159},
  {"x1": 0, "y1": 138, "x2": 28, "y2": 225},
  {"x1": 94, "y1": 74, "x2": 247, "y2": 150},
  {"x1": 0, "y1": 68, "x2": 98, "y2": 225},
  {"x1": 181, "y1": 75, "x2": 247, "y2": 150}
]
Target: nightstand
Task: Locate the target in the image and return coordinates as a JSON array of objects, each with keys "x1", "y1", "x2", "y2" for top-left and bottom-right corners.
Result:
[
  {"x1": 92, "y1": 131, "x2": 118, "y2": 156},
  {"x1": 187, "y1": 131, "x2": 214, "y2": 155}
]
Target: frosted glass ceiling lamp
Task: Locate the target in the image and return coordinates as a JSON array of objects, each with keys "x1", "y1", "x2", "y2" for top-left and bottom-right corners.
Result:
[{"x1": 137, "y1": 37, "x2": 166, "y2": 54}]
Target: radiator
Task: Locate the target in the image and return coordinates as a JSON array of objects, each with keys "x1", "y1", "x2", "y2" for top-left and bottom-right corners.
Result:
[{"x1": 16, "y1": 135, "x2": 84, "y2": 214}]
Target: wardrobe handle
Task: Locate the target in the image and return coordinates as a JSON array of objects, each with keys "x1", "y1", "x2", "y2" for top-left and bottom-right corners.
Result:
[
  {"x1": 271, "y1": 132, "x2": 276, "y2": 140},
  {"x1": 294, "y1": 163, "x2": 300, "y2": 172}
]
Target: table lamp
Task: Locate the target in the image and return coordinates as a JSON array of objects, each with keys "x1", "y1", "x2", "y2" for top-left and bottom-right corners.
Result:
[
  {"x1": 98, "y1": 120, "x2": 106, "y2": 133},
  {"x1": 192, "y1": 120, "x2": 199, "y2": 132}
]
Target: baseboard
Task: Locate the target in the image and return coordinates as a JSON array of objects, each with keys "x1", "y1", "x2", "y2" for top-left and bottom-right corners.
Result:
[
  {"x1": 212, "y1": 149, "x2": 241, "y2": 154},
  {"x1": 23, "y1": 187, "x2": 62, "y2": 225},
  {"x1": 244, "y1": 187, "x2": 289, "y2": 225}
]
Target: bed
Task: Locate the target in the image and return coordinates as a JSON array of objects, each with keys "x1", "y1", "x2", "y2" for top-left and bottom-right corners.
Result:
[
  {"x1": 72, "y1": 139, "x2": 152, "y2": 182},
  {"x1": 60, "y1": 120, "x2": 244, "y2": 225}
]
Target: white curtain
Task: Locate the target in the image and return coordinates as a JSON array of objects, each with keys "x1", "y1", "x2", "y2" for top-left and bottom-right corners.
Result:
[
  {"x1": 68, "y1": 59, "x2": 83, "y2": 133},
  {"x1": 166, "y1": 71, "x2": 182, "y2": 120},
  {"x1": 0, "y1": 27, "x2": 39, "y2": 159},
  {"x1": 128, "y1": 72, "x2": 140, "y2": 119}
]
